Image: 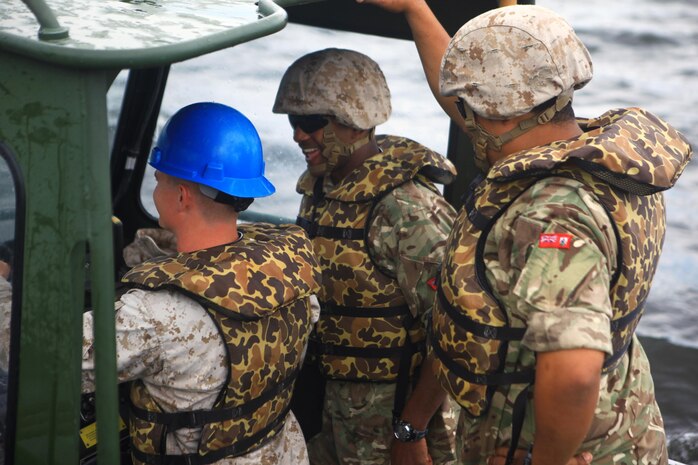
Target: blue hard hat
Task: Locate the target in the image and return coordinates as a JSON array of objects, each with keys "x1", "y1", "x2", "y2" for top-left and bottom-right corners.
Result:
[{"x1": 149, "y1": 102, "x2": 275, "y2": 198}]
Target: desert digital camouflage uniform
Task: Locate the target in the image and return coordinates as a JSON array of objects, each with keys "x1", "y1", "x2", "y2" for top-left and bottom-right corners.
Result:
[
  {"x1": 431, "y1": 108, "x2": 692, "y2": 465},
  {"x1": 121, "y1": 223, "x2": 318, "y2": 465},
  {"x1": 122, "y1": 227, "x2": 177, "y2": 267},
  {"x1": 299, "y1": 135, "x2": 458, "y2": 465},
  {"x1": 81, "y1": 289, "x2": 308, "y2": 465},
  {"x1": 0, "y1": 231, "x2": 310, "y2": 465},
  {"x1": 84, "y1": 224, "x2": 318, "y2": 465},
  {"x1": 82, "y1": 287, "x2": 304, "y2": 464}
]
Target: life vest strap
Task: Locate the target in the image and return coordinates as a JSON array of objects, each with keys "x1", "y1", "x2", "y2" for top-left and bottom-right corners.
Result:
[
  {"x1": 296, "y1": 217, "x2": 365, "y2": 240},
  {"x1": 463, "y1": 197, "x2": 491, "y2": 232},
  {"x1": 309, "y1": 339, "x2": 425, "y2": 359},
  {"x1": 603, "y1": 332, "x2": 634, "y2": 371},
  {"x1": 437, "y1": 286, "x2": 526, "y2": 341},
  {"x1": 570, "y1": 158, "x2": 663, "y2": 195},
  {"x1": 320, "y1": 301, "x2": 410, "y2": 318},
  {"x1": 504, "y1": 385, "x2": 533, "y2": 465},
  {"x1": 130, "y1": 368, "x2": 299, "y2": 430},
  {"x1": 130, "y1": 404, "x2": 292, "y2": 465},
  {"x1": 431, "y1": 337, "x2": 534, "y2": 386},
  {"x1": 460, "y1": 174, "x2": 491, "y2": 231},
  {"x1": 392, "y1": 312, "x2": 420, "y2": 421},
  {"x1": 610, "y1": 302, "x2": 644, "y2": 333}
]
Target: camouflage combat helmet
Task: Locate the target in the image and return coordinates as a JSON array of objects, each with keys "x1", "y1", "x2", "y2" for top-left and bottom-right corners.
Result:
[
  {"x1": 272, "y1": 48, "x2": 391, "y2": 130},
  {"x1": 440, "y1": 5, "x2": 592, "y2": 120}
]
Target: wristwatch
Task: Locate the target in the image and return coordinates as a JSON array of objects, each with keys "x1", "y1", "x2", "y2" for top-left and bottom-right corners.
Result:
[{"x1": 393, "y1": 419, "x2": 428, "y2": 442}]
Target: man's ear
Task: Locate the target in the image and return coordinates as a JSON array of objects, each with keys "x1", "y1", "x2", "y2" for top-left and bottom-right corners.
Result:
[{"x1": 176, "y1": 183, "x2": 195, "y2": 211}]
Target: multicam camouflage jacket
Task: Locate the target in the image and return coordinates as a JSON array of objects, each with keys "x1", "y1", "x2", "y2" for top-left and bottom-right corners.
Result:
[
  {"x1": 121, "y1": 223, "x2": 321, "y2": 465},
  {"x1": 296, "y1": 134, "x2": 456, "y2": 383},
  {"x1": 431, "y1": 108, "x2": 692, "y2": 463}
]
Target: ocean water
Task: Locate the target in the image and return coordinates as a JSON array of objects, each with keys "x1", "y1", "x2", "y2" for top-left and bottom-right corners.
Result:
[{"x1": 112, "y1": 0, "x2": 698, "y2": 459}]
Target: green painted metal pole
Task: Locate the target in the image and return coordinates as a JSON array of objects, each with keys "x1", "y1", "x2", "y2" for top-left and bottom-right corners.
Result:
[
  {"x1": 19, "y1": 0, "x2": 69, "y2": 40},
  {"x1": 85, "y1": 71, "x2": 121, "y2": 465},
  {"x1": 0, "y1": 50, "x2": 120, "y2": 464},
  {"x1": 0, "y1": 52, "x2": 87, "y2": 464}
]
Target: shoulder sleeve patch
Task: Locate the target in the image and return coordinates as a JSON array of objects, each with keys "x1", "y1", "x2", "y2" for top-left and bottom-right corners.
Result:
[
  {"x1": 426, "y1": 277, "x2": 438, "y2": 291},
  {"x1": 538, "y1": 233, "x2": 573, "y2": 249}
]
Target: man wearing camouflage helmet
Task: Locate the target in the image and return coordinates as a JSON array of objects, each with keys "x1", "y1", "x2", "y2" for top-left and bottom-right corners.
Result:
[
  {"x1": 354, "y1": 2, "x2": 693, "y2": 465},
  {"x1": 273, "y1": 48, "x2": 458, "y2": 465}
]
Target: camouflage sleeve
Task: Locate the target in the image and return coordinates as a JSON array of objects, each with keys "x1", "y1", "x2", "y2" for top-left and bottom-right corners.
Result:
[
  {"x1": 368, "y1": 181, "x2": 456, "y2": 324},
  {"x1": 81, "y1": 289, "x2": 168, "y2": 392},
  {"x1": 81, "y1": 288, "x2": 223, "y2": 394},
  {"x1": 123, "y1": 228, "x2": 177, "y2": 267},
  {"x1": 486, "y1": 176, "x2": 618, "y2": 355}
]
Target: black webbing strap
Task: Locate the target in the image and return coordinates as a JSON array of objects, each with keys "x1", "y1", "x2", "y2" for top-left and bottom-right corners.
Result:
[
  {"x1": 436, "y1": 286, "x2": 526, "y2": 341},
  {"x1": 392, "y1": 312, "x2": 420, "y2": 421},
  {"x1": 570, "y1": 158, "x2": 663, "y2": 196},
  {"x1": 130, "y1": 404, "x2": 292, "y2": 465},
  {"x1": 504, "y1": 385, "x2": 532, "y2": 465},
  {"x1": 320, "y1": 302, "x2": 411, "y2": 318},
  {"x1": 309, "y1": 339, "x2": 423, "y2": 359},
  {"x1": 461, "y1": 174, "x2": 490, "y2": 231},
  {"x1": 604, "y1": 333, "x2": 634, "y2": 370},
  {"x1": 311, "y1": 302, "x2": 420, "y2": 358},
  {"x1": 312, "y1": 176, "x2": 324, "y2": 206},
  {"x1": 610, "y1": 301, "x2": 643, "y2": 333},
  {"x1": 296, "y1": 216, "x2": 314, "y2": 237},
  {"x1": 316, "y1": 224, "x2": 364, "y2": 240},
  {"x1": 602, "y1": 302, "x2": 643, "y2": 370},
  {"x1": 296, "y1": 217, "x2": 364, "y2": 241},
  {"x1": 430, "y1": 337, "x2": 534, "y2": 386},
  {"x1": 130, "y1": 369, "x2": 299, "y2": 430},
  {"x1": 464, "y1": 196, "x2": 491, "y2": 232}
]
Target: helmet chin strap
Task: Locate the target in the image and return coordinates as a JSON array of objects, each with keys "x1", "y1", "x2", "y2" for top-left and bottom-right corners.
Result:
[
  {"x1": 319, "y1": 124, "x2": 374, "y2": 178},
  {"x1": 460, "y1": 90, "x2": 574, "y2": 172}
]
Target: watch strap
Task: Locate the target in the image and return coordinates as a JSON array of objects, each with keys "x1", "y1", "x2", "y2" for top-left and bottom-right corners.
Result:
[{"x1": 393, "y1": 419, "x2": 428, "y2": 442}]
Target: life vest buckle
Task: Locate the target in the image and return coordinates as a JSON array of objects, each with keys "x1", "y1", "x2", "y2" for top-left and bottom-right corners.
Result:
[{"x1": 229, "y1": 406, "x2": 244, "y2": 418}]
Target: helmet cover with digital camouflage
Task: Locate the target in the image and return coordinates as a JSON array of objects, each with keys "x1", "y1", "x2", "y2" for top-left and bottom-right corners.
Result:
[{"x1": 440, "y1": 5, "x2": 593, "y2": 170}]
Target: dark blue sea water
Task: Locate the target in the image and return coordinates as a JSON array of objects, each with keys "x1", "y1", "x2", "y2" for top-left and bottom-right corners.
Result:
[{"x1": 119, "y1": 0, "x2": 698, "y2": 460}]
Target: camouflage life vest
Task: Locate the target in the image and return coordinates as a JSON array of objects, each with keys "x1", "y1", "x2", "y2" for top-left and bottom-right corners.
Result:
[
  {"x1": 297, "y1": 135, "x2": 456, "y2": 383},
  {"x1": 432, "y1": 108, "x2": 692, "y2": 418},
  {"x1": 121, "y1": 223, "x2": 321, "y2": 465}
]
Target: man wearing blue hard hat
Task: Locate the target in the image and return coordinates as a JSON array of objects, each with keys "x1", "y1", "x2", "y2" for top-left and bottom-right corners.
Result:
[
  {"x1": 0, "y1": 103, "x2": 321, "y2": 462},
  {"x1": 88, "y1": 103, "x2": 320, "y2": 464},
  {"x1": 112, "y1": 103, "x2": 319, "y2": 465}
]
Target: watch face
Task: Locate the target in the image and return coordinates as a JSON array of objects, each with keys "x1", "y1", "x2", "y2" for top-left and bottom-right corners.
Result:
[
  {"x1": 393, "y1": 420, "x2": 428, "y2": 442},
  {"x1": 394, "y1": 421, "x2": 414, "y2": 441}
]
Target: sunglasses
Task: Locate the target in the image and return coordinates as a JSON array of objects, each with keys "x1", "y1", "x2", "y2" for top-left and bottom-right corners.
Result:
[{"x1": 288, "y1": 114, "x2": 329, "y2": 134}]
